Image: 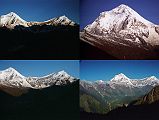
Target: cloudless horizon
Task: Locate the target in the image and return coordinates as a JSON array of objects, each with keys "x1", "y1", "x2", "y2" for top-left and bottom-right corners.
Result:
[
  {"x1": 0, "y1": 0, "x2": 79, "y2": 23},
  {"x1": 80, "y1": 0, "x2": 159, "y2": 29},
  {"x1": 0, "y1": 60, "x2": 79, "y2": 78},
  {"x1": 80, "y1": 60, "x2": 159, "y2": 81}
]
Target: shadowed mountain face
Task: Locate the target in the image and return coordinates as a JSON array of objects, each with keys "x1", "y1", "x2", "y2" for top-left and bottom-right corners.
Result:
[
  {"x1": 80, "y1": 40, "x2": 117, "y2": 59},
  {"x1": 0, "y1": 12, "x2": 79, "y2": 59},
  {"x1": 80, "y1": 85, "x2": 159, "y2": 120},
  {"x1": 81, "y1": 4, "x2": 159, "y2": 59},
  {"x1": 0, "y1": 80, "x2": 79, "y2": 120}
]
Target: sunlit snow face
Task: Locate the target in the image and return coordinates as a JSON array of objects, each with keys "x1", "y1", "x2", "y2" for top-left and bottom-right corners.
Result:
[{"x1": 0, "y1": 15, "x2": 10, "y2": 25}]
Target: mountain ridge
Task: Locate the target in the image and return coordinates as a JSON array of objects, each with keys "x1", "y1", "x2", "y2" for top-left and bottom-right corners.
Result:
[
  {"x1": 80, "y1": 73, "x2": 159, "y2": 114},
  {"x1": 0, "y1": 67, "x2": 78, "y2": 95},
  {"x1": 0, "y1": 12, "x2": 77, "y2": 29},
  {"x1": 81, "y1": 73, "x2": 159, "y2": 88}
]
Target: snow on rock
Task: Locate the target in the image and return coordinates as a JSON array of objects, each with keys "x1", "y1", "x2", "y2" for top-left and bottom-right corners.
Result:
[
  {"x1": 0, "y1": 12, "x2": 76, "y2": 29},
  {"x1": 81, "y1": 73, "x2": 159, "y2": 89},
  {"x1": 81, "y1": 4, "x2": 159, "y2": 59},
  {"x1": 0, "y1": 67, "x2": 77, "y2": 89},
  {"x1": 0, "y1": 67, "x2": 32, "y2": 88},
  {"x1": 0, "y1": 12, "x2": 27, "y2": 28}
]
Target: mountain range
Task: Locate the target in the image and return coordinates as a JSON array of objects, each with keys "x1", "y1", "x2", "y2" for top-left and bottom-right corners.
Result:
[
  {"x1": 0, "y1": 12, "x2": 79, "y2": 59},
  {"x1": 80, "y1": 4, "x2": 159, "y2": 59},
  {"x1": 0, "y1": 12, "x2": 76, "y2": 29},
  {"x1": 80, "y1": 73, "x2": 159, "y2": 113},
  {"x1": 81, "y1": 85, "x2": 159, "y2": 120},
  {"x1": 0, "y1": 67, "x2": 79, "y2": 120},
  {"x1": 0, "y1": 67, "x2": 78, "y2": 96}
]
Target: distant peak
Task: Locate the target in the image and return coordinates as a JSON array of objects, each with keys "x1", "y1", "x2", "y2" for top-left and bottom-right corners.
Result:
[
  {"x1": 58, "y1": 15, "x2": 70, "y2": 21},
  {"x1": 8, "y1": 12, "x2": 17, "y2": 15},
  {"x1": 118, "y1": 4, "x2": 129, "y2": 8},
  {"x1": 115, "y1": 4, "x2": 131, "y2": 10},
  {"x1": 95, "y1": 80, "x2": 105, "y2": 83},
  {"x1": 116, "y1": 73, "x2": 129, "y2": 78},
  {"x1": 60, "y1": 15, "x2": 67, "y2": 18},
  {"x1": 5, "y1": 12, "x2": 19, "y2": 17},
  {"x1": 147, "y1": 76, "x2": 158, "y2": 80},
  {"x1": 111, "y1": 73, "x2": 130, "y2": 82},
  {"x1": 116, "y1": 73, "x2": 127, "y2": 77},
  {"x1": 5, "y1": 67, "x2": 16, "y2": 71},
  {"x1": 58, "y1": 70, "x2": 68, "y2": 75},
  {"x1": 111, "y1": 4, "x2": 135, "y2": 15}
]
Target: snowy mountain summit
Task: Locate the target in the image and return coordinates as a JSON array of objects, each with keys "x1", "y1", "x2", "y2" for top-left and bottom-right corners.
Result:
[
  {"x1": 0, "y1": 67, "x2": 77, "y2": 90},
  {"x1": 81, "y1": 73, "x2": 159, "y2": 89},
  {"x1": 109, "y1": 73, "x2": 159, "y2": 88},
  {"x1": 81, "y1": 4, "x2": 159, "y2": 59},
  {"x1": 0, "y1": 12, "x2": 76, "y2": 28}
]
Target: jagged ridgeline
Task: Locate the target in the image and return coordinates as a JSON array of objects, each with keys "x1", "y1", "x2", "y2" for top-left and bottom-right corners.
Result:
[
  {"x1": 87, "y1": 86, "x2": 159, "y2": 120},
  {"x1": 81, "y1": 4, "x2": 159, "y2": 59},
  {"x1": 0, "y1": 68, "x2": 79, "y2": 120},
  {"x1": 0, "y1": 12, "x2": 79, "y2": 59},
  {"x1": 80, "y1": 73, "x2": 159, "y2": 114}
]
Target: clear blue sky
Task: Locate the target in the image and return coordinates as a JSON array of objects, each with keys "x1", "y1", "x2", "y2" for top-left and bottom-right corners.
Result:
[
  {"x1": 0, "y1": 0, "x2": 79, "y2": 23},
  {"x1": 80, "y1": 0, "x2": 159, "y2": 29},
  {"x1": 0, "y1": 60, "x2": 79, "y2": 78},
  {"x1": 80, "y1": 60, "x2": 159, "y2": 81}
]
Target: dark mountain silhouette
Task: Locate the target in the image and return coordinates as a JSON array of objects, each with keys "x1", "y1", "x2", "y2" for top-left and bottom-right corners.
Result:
[
  {"x1": 0, "y1": 80, "x2": 79, "y2": 120},
  {"x1": 80, "y1": 40, "x2": 117, "y2": 59},
  {"x1": 0, "y1": 24, "x2": 79, "y2": 59}
]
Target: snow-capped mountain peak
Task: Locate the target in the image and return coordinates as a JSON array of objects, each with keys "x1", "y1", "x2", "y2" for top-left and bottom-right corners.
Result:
[
  {"x1": 0, "y1": 67, "x2": 25, "y2": 79},
  {"x1": 145, "y1": 76, "x2": 159, "y2": 84},
  {"x1": 7, "y1": 12, "x2": 17, "y2": 17},
  {"x1": 111, "y1": 4, "x2": 139, "y2": 15},
  {"x1": 58, "y1": 15, "x2": 68, "y2": 20},
  {"x1": 111, "y1": 73, "x2": 130, "y2": 81},
  {"x1": 109, "y1": 73, "x2": 134, "y2": 88},
  {"x1": 95, "y1": 80, "x2": 105, "y2": 84},
  {"x1": 45, "y1": 15, "x2": 76, "y2": 26},
  {"x1": 147, "y1": 76, "x2": 158, "y2": 80},
  {"x1": 81, "y1": 4, "x2": 159, "y2": 59},
  {"x1": 111, "y1": 4, "x2": 153, "y2": 25},
  {"x1": 0, "y1": 12, "x2": 27, "y2": 27},
  {"x1": 112, "y1": 4, "x2": 133, "y2": 13},
  {"x1": 0, "y1": 67, "x2": 31, "y2": 88},
  {"x1": 54, "y1": 70, "x2": 71, "y2": 78},
  {"x1": 4, "y1": 67, "x2": 16, "y2": 72}
]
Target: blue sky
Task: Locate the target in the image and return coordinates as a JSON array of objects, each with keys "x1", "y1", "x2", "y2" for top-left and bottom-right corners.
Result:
[
  {"x1": 0, "y1": 0, "x2": 79, "y2": 23},
  {"x1": 80, "y1": 60, "x2": 159, "y2": 81},
  {"x1": 0, "y1": 60, "x2": 79, "y2": 78},
  {"x1": 80, "y1": 0, "x2": 159, "y2": 29}
]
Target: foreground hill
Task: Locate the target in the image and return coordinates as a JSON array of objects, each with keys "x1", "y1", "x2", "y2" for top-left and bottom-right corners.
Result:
[
  {"x1": 81, "y1": 85, "x2": 159, "y2": 120},
  {"x1": 0, "y1": 79, "x2": 79, "y2": 120}
]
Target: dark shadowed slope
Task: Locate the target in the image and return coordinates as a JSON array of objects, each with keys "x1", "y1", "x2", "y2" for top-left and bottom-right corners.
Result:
[
  {"x1": 80, "y1": 40, "x2": 117, "y2": 59},
  {"x1": 0, "y1": 80, "x2": 79, "y2": 120},
  {"x1": 0, "y1": 25, "x2": 79, "y2": 59}
]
